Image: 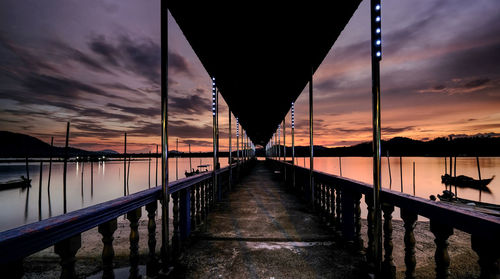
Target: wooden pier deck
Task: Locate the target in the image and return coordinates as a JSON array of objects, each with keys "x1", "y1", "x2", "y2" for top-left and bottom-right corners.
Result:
[{"x1": 171, "y1": 161, "x2": 365, "y2": 278}]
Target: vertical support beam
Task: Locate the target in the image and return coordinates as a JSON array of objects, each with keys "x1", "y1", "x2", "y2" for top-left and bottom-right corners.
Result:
[
  {"x1": 291, "y1": 102, "x2": 295, "y2": 190},
  {"x1": 236, "y1": 118, "x2": 240, "y2": 164},
  {"x1": 370, "y1": 0, "x2": 383, "y2": 274},
  {"x1": 176, "y1": 138, "x2": 178, "y2": 180},
  {"x1": 160, "y1": 1, "x2": 170, "y2": 272},
  {"x1": 229, "y1": 110, "x2": 232, "y2": 190},
  {"x1": 283, "y1": 118, "x2": 286, "y2": 161},
  {"x1": 309, "y1": 69, "x2": 314, "y2": 207},
  {"x1": 278, "y1": 124, "x2": 281, "y2": 160},
  {"x1": 124, "y1": 133, "x2": 127, "y2": 196},
  {"x1": 212, "y1": 77, "x2": 218, "y2": 202}
]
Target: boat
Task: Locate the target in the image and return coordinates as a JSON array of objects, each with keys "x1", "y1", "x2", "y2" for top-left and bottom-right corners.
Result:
[
  {"x1": 0, "y1": 176, "x2": 32, "y2": 191},
  {"x1": 436, "y1": 190, "x2": 500, "y2": 216},
  {"x1": 441, "y1": 174, "x2": 494, "y2": 189},
  {"x1": 185, "y1": 164, "x2": 210, "y2": 177}
]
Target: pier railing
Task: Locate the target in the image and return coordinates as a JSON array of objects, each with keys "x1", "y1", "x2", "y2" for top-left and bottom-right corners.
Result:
[
  {"x1": 269, "y1": 158, "x2": 500, "y2": 279},
  {"x1": 0, "y1": 159, "x2": 255, "y2": 278}
]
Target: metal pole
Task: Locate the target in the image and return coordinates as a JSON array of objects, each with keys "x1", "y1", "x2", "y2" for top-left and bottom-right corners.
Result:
[
  {"x1": 229, "y1": 110, "x2": 232, "y2": 190},
  {"x1": 124, "y1": 133, "x2": 127, "y2": 196},
  {"x1": 160, "y1": 2, "x2": 170, "y2": 271},
  {"x1": 291, "y1": 102, "x2": 295, "y2": 189},
  {"x1": 212, "y1": 77, "x2": 218, "y2": 202},
  {"x1": 176, "y1": 138, "x2": 178, "y2": 180},
  {"x1": 189, "y1": 144, "x2": 192, "y2": 171},
  {"x1": 370, "y1": 0, "x2": 383, "y2": 274},
  {"x1": 278, "y1": 125, "x2": 281, "y2": 160},
  {"x1": 236, "y1": 118, "x2": 239, "y2": 164},
  {"x1": 309, "y1": 68, "x2": 314, "y2": 207},
  {"x1": 283, "y1": 119, "x2": 286, "y2": 161},
  {"x1": 63, "y1": 122, "x2": 69, "y2": 214}
]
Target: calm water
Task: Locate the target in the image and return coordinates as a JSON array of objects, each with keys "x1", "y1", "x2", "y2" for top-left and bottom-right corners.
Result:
[{"x1": 0, "y1": 157, "x2": 498, "y2": 232}]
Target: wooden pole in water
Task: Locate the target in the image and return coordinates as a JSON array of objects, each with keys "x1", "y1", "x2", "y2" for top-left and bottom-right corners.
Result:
[
  {"x1": 91, "y1": 161, "x2": 93, "y2": 198},
  {"x1": 38, "y1": 161, "x2": 43, "y2": 212},
  {"x1": 123, "y1": 133, "x2": 127, "y2": 196},
  {"x1": 148, "y1": 151, "x2": 151, "y2": 188},
  {"x1": 413, "y1": 162, "x2": 415, "y2": 196},
  {"x1": 339, "y1": 157, "x2": 342, "y2": 176},
  {"x1": 453, "y1": 156, "x2": 457, "y2": 177},
  {"x1": 47, "y1": 137, "x2": 53, "y2": 190},
  {"x1": 387, "y1": 151, "x2": 392, "y2": 189},
  {"x1": 476, "y1": 156, "x2": 482, "y2": 180},
  {"x1": 176, "y1": 138, "x2": 179, "y2": 180},
  {"x1": 400, "y1": 156, "x2": 403, "y2": 192},
  {"x1": 127, "y1": 156, "x2": 131, "y2": 195},
  {"x1": 156, "y1": 144, "x2": 158, "y2": 186},
  {"x1": 63, "y1": 122, "x2": 70, "y2": 214},
  {"x1": 444, "y1": 157, "x2": 447, "y2": 175},
  {"x1": 189, "y1": 144, "x2": 192, "y2": 171},
  {"x1": 25, "y1": 157, "x2": 30, "y2": 181}
]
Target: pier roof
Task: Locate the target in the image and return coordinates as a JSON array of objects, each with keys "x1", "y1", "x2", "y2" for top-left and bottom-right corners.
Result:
[{"x1": 168, "y1": 1, "x2": 361, "y2": 145}]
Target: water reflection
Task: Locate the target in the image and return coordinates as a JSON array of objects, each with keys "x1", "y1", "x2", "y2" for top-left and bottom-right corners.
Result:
[{"x1": 1, "y1": 157, "x2": 498, "y2": 232}]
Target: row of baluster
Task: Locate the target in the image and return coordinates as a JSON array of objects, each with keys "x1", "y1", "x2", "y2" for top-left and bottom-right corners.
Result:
[{"x1": 281, "y1": 163, "x2": 498, "y2": 279}]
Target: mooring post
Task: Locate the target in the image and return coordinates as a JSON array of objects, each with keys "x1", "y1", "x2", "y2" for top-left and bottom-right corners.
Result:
[
  {"x1": 156, "y1": 145, "x2": 159, "y2": 187},
  {"x1": 309, "y1": 67, "x2": 314, "y2": 208},
  {"x1": 176, "y1": 138, "x2": 179, "y2": 180},
  {"x1": 160, "y1": 2, "x2": 170, "y2": 272},
  {"x1": 124, "y1": 133, "x2": 127, "y2": 197},
  {"x1": 63, "y1": 122, "x2": 70, "y2": 214},
  {"x1": 48, "y1": 137, "x2": 53, "y2": 190},
  {"x1": 370, "y1": 0, "x2": 383, "y2": 275}
]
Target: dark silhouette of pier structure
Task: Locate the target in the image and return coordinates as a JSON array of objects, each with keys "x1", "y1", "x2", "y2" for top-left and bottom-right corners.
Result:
[{"x1": 1, "y1": 1, "x2": 499, "y2": 279}]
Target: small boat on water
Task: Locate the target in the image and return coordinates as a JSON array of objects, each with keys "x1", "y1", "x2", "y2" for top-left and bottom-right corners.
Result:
[
  {"x1": 0, "y1": 176, "x2": 32, "y2": 191},
  {"x1": 435, "y1": 190, "x2": 500, "y2": 217},
  {"x1": 441, "y1": 174, "x2": 494, "y2": 189},
  {"x1": 185, "y1": 164, "x2": 210, "y2": 177}
]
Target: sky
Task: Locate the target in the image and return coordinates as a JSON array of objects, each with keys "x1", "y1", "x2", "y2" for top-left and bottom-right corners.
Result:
[{"x1": 0, "y1": 0, "x2": 499, "y2": 153}]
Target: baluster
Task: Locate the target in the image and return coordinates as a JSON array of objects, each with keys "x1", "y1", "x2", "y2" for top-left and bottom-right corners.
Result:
[
  {"x1": 54, "y1": 234, "x2": 81, "y2": 279},
  {"x1": 98, "y1": 219, "x2": 117, "y2": 279},
  {"x1": 430, "y1": 220, "x2": 453, "y2": 279},
  {"x1": 365, "y1": 195, "x2": 374, "y2": 264},
  {"x1": 321, "y1": 183, "x2": 326, "y2": 219},
  {"x1": 354, "y1": 192, "x2": 364, "y2": 253},
  {"x1": 190, "y1": 186, "x2": 196, "y2": 228},
  {"x1": 331, "y1": 185, "x2": 336, "y2": 227},
  {"x1": 381, "y1": 203, "x2": 396, "y2": 279},
  {"x1": 471, "y1": 234, "x2": 500, "y2": 279},
  {"x1": 145, "y1": 202, "x2": 158, "y2": 277},
  {"x1": 201, "y1": 182, "x2": 206, "y2": 222},
  {"x1": 326, "y1": 185, "x2": 331, "y2": 226},
  {"x1": 127, "y1": 208, "x2": 142, "y2": 279},
  {"x1": 196, "y1": 183, "x2": 201, "y2": 226},
  {"x1": 172, "y1": 192, "x2": 180, "y2": 258},
  {"x1": 335, "y1": 187, "x2": 342, "y2": 235},
  {"x1": 401, "y1": 209, "x2": 418, "y2": 279}
]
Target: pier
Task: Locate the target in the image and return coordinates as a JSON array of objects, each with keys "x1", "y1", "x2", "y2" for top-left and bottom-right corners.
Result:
[{"x1": 0, "y1": 1, "x2": 499, "y2": 279}]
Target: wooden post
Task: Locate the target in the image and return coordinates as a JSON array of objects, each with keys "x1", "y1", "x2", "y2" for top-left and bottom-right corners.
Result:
[
  {"x1": 400, "y1": 156, "x2": 403, "y2": 192},
  {"x1": 63, "y1": 122, "x2": 69, "y2": 214},
  {"x1": 176, "y1": 138, "x2": 179, "y2": 180},
  {"x1": 471, "y1": 234, "x2": 500, "y2": 279},
  {"x1": 179, "y1": 189, "x2": 191, "y2": 241},
  {"x1": 148, "y1": 151, "x2": 151, "y2": 188},
  {"x1": 156, "y1": 144, "x2": 158, "y2": 187},
  {"x1": 38, "y1": 161, "x2": 43, "y2": 220},
  {"x1": 127, "y1": 157, "x2": 131, "y2": 195},
  {"x1": 413, "y1": 162, "x2": 415, "y2": 196},
  {"x1": 387, "y1": 151, "x2": 392, "y2": 188},
  {"x1": 25, "y1": 157, "x2": 30, "y2": 181},
  {"x1": 476, "y1": 156, "x2": 482, "y2": 180},
  {"x1": 48, "y1": 137, "x2": 53, "y2": 190},
  {"x1": 123, "y1": 133, "x2": 127, "y2": 197},
  {"x1": 339, "y1": 156, "x2": 342, "y2": 176},
  {"x1": 172, "y1": 192, "x2": 180, "y2": 258},
  {"x1": 90, "y1": 161, "x2": 93, "y2": 198}
]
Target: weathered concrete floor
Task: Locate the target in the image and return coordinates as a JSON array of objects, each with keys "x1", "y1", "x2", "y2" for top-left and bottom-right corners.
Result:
[{"x1": 171, "y1": 161, "x2": 366, "y2": 279}]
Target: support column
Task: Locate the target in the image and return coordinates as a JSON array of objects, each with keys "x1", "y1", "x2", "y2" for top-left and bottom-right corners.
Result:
[
  {"x1": 291, "y1": 102, "x2": 295, "y2": 190},
  {"x1": 229, "y1": 110, "x2": 232, "y2": 190},
  {"x1": 370, "y1": 0, "x2": 383, "y2": 274},
  {"x1": 309, "y1": 69, "x2": 314, "y2": 207},
  {"x1": 212, "y1": 77, "x2": 218, "y2": 202},
  {"x1": 160, "y1": 2, "x2": 170, "y2": 272},
  {"x1": 236, "y1": 118, "x2": 240, "y2": 164}
]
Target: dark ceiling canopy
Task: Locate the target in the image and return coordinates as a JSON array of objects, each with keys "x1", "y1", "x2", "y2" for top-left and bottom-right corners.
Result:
[{"x1": 168, "y1": 1, "x2": 361, "y2": 146}]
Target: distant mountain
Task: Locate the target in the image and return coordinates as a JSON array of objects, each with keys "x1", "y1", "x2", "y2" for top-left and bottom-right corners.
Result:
[
  {"x1": 97, "y1": 149, "x2": 119, "y2": 154},
  {"x1": 0, "y1": 131, "x2": 108, "y2": 158}
]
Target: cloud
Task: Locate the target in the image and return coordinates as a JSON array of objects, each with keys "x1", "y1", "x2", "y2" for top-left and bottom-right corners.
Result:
[
  {"x1": 168, "y1": 120, "x2": 212, "y2": 139},
  {"x1": 169, "y1": 94, "x2": 210, "y2": 114},
  {"x1": 169, "y1": 51, "x2": 193, "y2": 77},
  {"x1": 107, "y1": 103, "x2": 160, "y2": 117},
  {"x1": 49, "y1": 40, "x2": 113, "y2": 74},
  {"x1": 464, "y1": 78, "x2": 490, "y2": 89}
]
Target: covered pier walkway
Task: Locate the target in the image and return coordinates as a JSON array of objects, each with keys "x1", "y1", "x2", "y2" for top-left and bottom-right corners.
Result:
[{"x1": 172, "y1": 161, "x2": 364, "y2": 278}]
